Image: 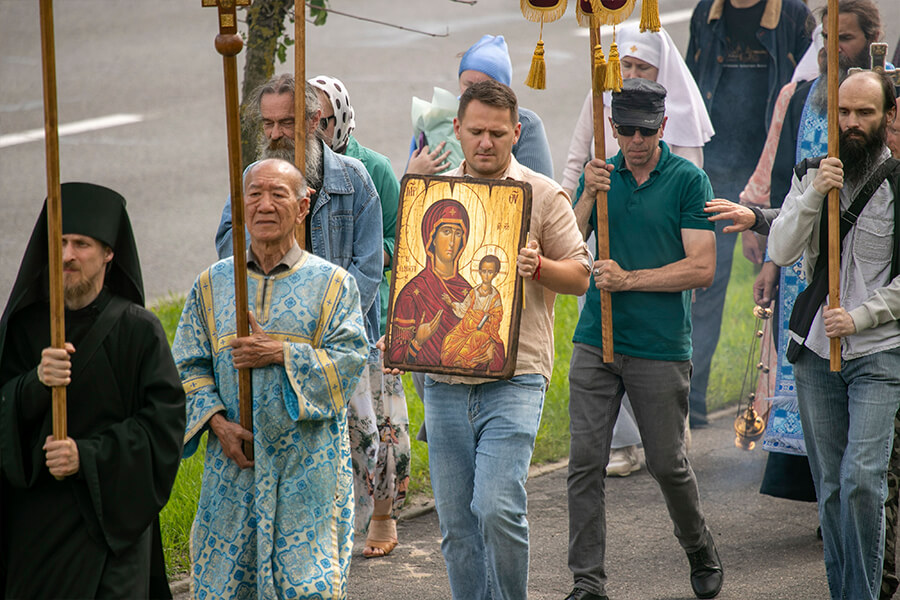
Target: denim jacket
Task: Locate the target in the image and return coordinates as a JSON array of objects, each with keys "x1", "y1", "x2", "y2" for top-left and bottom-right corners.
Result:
[
  {"x1": 686, "y1": 0, "x2": 812, "y2": 129},
  {"x1": 215, "y1": 143, "x2": 384, "y2": 346}
]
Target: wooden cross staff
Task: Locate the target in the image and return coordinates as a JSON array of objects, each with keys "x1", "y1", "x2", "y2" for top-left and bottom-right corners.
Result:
[
  {"x1": 869, "y1": 43, "x2": 900, "y2": 88},
  {"x1": 590, "y1": 25, "x2": 614, "y2": 363},
  {"x1": 825, "y1": 0, "x2": 841, "y2": 372},
  {"x1": 294, "y1": 0, "x2": 307, "y2": 248},
  {"x1": 38, "y1": 0, "x2": 67, "y2": 454},
  {"x1": 202, "y1": 0, "x2": 254, "y2": 459}
]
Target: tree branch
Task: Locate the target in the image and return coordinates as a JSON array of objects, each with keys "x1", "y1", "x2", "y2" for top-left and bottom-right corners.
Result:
[{"x1": 296, "y1": 3, "x2": 450, "y2": 37}]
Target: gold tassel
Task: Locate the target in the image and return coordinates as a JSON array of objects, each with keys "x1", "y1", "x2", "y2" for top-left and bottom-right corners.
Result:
[
  {"x1": 593, "y1": 42, "x2": 607, "y2": 95},
  {"x1": 640, "y1": 0, "x2": 660, "y2": 32},
  {"x1": 605, "y1": 40, "x2": 623, "y2": 92},
  {"x1": 526, "y1": 39, "x2": 547, "y2": 90}
]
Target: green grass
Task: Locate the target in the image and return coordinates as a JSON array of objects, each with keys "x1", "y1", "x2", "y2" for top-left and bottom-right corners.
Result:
[
  {"x1": 152, "y1": 294, "x2": 185, "y2": 346},
  {"x1": 151, "y1": 246, "x2": 754, "y2": 574},
  {"x1": 149, "y1": 295, "x2": 204, "y2": 576},
  {"x1": 705, "y1": 245, "x2": 758, "y2": 413},
  {"x1": 400, "y1": 375, "x2": 430, "y2": 497},
  {"x1": 159, "y1": 438, "x2": 205, "y2": 575}
]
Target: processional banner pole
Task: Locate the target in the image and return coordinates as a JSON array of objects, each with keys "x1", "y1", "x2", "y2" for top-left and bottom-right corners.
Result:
[
  {"x1": 825, "y1": 0, "x2": 842, "y2": 372},
  {"x1": 576, "y1": 0, "x2": 661, "y2": 363},
  {"x1": 38, "y1": 0, "x2": 67, "y2": 452},
  {"x1": 589, "y1": 24, "x2": 615, "y2": 363},
  {"x1": 202, "y1": 0, "x2": 254, "y2": 459},
  {"x1": 294, "y1": 0, "x2": 307, "y2": 248}
]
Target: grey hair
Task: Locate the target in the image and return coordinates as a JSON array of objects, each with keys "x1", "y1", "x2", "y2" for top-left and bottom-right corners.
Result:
[
  {"x1": 245, "y1": 158, "x2": 308, "y2": 200},
  {"x1": 243, "y1": 73, "x2": 321, "y2": 132}
]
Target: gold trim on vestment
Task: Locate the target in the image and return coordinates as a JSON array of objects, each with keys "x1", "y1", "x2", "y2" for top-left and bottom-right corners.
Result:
[
  {"x1": 198, "y1": 268, "x2": 218, "y2": 352},
  {"x1": 183, "y1": 376, "x2": 215, "y2": 394},
  {"x1": 183, "y1": 404, "x2": 224, "y2": 445},
  {"x1": 315, "y1": 348, "x2": 345, "y2": 413},
  {"x1": 313, "y1": 270, "x2": 346, "y2": 349}
]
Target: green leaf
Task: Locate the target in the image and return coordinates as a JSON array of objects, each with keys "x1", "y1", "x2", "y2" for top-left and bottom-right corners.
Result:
[{"x1": 309, "y1": 0, "x2": 328, "y2": 26}]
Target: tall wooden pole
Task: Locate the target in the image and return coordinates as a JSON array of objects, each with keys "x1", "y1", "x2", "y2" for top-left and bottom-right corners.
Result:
[
  {"x1": 39, "y1": 0, "x2": 66, "y2": 448},
  {"x1": 826, "y1": 0, "x2": 841, "y2": 372},
  {"x1": 293, "y1": 0, "x2": 307, "y2": 248},
  {"x1": 203, "y1": 0, "x2": 254, "y2": 459},
  {"x1": 590, "y1": 25, "x2": 614, "y2": 363}
]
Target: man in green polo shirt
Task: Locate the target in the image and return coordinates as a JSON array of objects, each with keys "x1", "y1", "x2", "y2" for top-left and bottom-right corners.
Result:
[{"x1": 564, "y1": 78, "x2": 722, "y2": 600}]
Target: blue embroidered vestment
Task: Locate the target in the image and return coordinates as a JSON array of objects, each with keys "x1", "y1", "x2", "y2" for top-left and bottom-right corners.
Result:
[{"x1": 173, "y1": 252, "x2": 367, "y2": 599}]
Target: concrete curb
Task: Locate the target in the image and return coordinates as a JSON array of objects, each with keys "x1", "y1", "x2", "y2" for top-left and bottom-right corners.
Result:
[{"x1": 170, "y1": 576, "x2": 190, "y2": 597}]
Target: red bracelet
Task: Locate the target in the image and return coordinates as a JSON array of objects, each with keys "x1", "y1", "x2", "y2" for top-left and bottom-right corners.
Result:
[{"x1": 531, "y1": 254, "x2": 541, "y2": 281}]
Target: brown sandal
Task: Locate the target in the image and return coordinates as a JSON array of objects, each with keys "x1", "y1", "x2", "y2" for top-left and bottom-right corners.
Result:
[{"x1": 363, "y1": 515, "x2": 398, "y2": 558}]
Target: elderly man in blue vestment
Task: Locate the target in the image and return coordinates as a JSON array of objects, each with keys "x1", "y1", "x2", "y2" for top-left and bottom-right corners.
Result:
[{"x1": 173, "y1": 158, "x2": 368, "y2": 598}]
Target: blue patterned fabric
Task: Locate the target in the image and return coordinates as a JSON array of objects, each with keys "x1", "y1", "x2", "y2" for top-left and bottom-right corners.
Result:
[
  {"x1": 795, "y1": 79, "x2": 828, "y2": 165},
  {"x1": 173, "y1": 252, "x2": 368, "y2": 599},
  {"x1": 762, "y1": 259, "x2": 808, "y2": 455},
  {"x1": 762, "y1": 109, "x2": 827, "y2": 456}
]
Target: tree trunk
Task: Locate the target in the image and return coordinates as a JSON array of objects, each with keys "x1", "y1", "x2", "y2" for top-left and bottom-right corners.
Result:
[{"x1": 240, "y1": 0, "x2": 292, "y2": 169}]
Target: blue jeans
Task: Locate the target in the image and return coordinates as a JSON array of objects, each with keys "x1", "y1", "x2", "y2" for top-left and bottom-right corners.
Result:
[
  {"x1": 424, "y1": 374, "x2": 546, "y2": 600},
  {"x1": 794, "y1": 346, "x2": 900, "y2": 600}
]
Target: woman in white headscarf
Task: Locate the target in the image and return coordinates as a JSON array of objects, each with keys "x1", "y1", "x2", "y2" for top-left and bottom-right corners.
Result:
[
  {"x1": 310, "y1": 75, "x2": 410, "y2": 559},
  {"x1": 562, "y1": 23, "x2": 714, "y2": 477},
  {"x1": 560, "y1": 23, "x2": 714, "y2": 198}
]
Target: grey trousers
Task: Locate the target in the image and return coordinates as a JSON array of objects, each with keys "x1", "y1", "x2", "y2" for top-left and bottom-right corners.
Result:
[{"x1": 567, "y1": 343, "x2": 709, "y2": 596}]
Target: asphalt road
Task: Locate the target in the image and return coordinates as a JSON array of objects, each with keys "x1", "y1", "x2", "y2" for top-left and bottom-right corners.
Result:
[
  {"x1": 170, "y1": 409, "x2": 832, "y2": 599},
  {"x1": 2, "y1": 0, "x2": 898, "y2": 307},
  {"x1": 343, "y1": 410, "x2": 831, "y2": 600}
]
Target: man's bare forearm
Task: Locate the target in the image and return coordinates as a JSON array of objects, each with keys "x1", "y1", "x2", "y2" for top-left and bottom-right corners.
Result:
[{"x1": 622, "y1": 257, "x2": 715, "y2": 292}]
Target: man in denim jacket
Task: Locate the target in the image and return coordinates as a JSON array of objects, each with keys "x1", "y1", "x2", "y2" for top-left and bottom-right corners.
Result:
[
  {"x1": 214, "y1": 76, "x2": 382, "y2": 344},
  {"x1": 685, "y1": 0, "x2": 812, "y2": 427},
  {"x1": 214, "y1": 74, "x2": 383, "y2": 533}
]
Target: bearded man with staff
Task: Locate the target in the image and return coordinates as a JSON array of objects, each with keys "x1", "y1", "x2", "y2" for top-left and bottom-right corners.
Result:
[{"x1": 0, "y1": 184, "x2": 186, "y2": 599}]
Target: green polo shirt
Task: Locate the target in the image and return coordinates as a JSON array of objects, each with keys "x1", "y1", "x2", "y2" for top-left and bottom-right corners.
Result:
[
  {"x1": 573, "y1": 141, "x2": 714, "y2": 361},
  {"x1": 344, "y1": 135, "x2": 399, "y2": 335}
]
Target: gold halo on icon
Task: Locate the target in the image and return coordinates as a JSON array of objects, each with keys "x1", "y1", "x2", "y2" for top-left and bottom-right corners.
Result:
[
  {"x1": 468, "y1": 245, "x2": 510, "y2": 288},
  {"x1": 404, "y1": 180, "x2": 488, "y2": 271}
]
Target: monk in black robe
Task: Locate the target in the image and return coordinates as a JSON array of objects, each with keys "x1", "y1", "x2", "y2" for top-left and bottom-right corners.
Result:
[{"x1": 0, "y1": 183, "x2": 186, "y2": 599}]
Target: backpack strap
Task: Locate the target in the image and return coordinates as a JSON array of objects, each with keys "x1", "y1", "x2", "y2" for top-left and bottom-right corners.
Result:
[{"x1": 786, "y1": 157, "x2": 899, "y2": 362}]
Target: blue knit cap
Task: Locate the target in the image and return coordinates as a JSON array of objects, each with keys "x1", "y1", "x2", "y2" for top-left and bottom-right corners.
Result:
[{"x1": 459, "y1": 35, "x2": 512, "y2": 86}]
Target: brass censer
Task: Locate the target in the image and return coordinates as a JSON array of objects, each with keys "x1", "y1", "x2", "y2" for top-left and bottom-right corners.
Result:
[{"x1": 734, "y1": 305, "x2": 773, "y2": 450}]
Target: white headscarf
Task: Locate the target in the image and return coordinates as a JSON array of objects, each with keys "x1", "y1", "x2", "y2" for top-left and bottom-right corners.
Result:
[
  {"x1": 610, "y1": 23, "x2": 715, "y2": 147},
  {"x1": 792, "y1": 24, "x2": 823, "y2": 84},
  {"x1": 309, "y1": 75, "x2": 356, "y2": 153}
]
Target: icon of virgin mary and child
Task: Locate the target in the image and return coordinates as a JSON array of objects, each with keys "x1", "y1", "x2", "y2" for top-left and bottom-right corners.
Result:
[{"x1": 389, "y1": 198, "x2": 506, "y2": 373}]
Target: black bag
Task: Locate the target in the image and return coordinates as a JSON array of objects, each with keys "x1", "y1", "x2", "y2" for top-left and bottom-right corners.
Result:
[{"x1": 785, "y1": 157, "x2": 900, "y2": 363}]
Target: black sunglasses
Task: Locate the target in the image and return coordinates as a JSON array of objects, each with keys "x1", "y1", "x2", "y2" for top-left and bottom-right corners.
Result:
[
  {"x1": 319, "y1": 114, "x2": 336, "y2": 130},
  {"x1": 615, "y1": 124, "x2": 659, "y2": 137}
]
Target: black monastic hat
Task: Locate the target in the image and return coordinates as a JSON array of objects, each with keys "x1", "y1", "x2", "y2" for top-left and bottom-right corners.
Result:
[{"x1": 0, "y1": 183, "x2": 145, "y2": 360}]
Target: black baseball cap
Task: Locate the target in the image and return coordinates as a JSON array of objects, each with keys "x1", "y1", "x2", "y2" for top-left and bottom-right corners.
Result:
[{"x1": 611, "y1": 78, "x2": 667, "y2": 129}]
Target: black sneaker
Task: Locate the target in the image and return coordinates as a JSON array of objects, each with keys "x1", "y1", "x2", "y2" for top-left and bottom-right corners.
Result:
[
  {"x1": 564, "y1": 587, "x2": 609, "y2": 600},
  {"x1": 686, "y1": 532, "x2": 724, "y2": 599}
]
